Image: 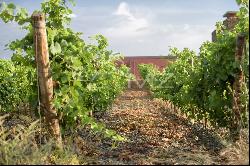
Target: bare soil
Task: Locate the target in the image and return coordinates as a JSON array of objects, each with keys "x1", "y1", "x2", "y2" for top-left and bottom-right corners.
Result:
[{"x1": 74, "y1": 89, "x2": 248, "y2": 165}]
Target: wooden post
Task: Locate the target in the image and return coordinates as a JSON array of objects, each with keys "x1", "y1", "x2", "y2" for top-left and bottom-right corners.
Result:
[
  {"x1": 32, "y1": 12, "x2": 62, "y2": 147},
  {"x1": 231, "y1": 34, "x2": 246, "y2": 141}
]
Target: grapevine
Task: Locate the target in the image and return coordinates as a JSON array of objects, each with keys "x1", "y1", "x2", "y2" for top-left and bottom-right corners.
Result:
[
  {"x1": 139, "y1": 0, "x2": 249, "y2": 132},
  {"x1": 0, "y1": 0, "x2": 132, "y2": 141}
]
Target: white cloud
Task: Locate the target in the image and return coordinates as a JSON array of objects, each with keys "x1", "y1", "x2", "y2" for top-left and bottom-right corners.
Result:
[
  {"x1": 183, "y1": 24, "x2": 190, "y2": 31},
  {"x1": 104, "y1": 23, "x2": 213, "y2": 56},
  {"x1": 165, "y1": 25, "x2": 213, "y2": 52},
  {"x1": 114, "y1": 2, "x2": 135, "y2": 21},
  {"x1": 106, "y1": 2, "x2": 149, "y2": 37},
  {"x1": 137, "y1": 39, "x2": 145, "y2": 43},
  {"x1": 156, "y1": 9, "x2": 221, "y2": 15},
  {"x1": 96, "y1": 2, "x2": 215, "y2": 56}
]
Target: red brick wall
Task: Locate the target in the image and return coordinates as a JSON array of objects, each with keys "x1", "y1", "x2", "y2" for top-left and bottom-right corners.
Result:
[{"x1": 117, "y1": 56, "x2": 176, "y2": 79}]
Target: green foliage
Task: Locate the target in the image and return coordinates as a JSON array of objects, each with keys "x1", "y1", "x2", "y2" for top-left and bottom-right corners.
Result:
[
  {"x1": 0, "y1": 2, "x2": 29, "y2": 25},
  {"x1": 0, "y1": 60, "x2": 37, "y2": 112},
  {"x1": 139, "y1": 0, "x2": 249, "y2": 129},
  {"x1": 0, "y1": 0, "x2": 132, "y2": 141},
  {"x1": 138, "y1": 63, "x2": 161, "y2": 90}
]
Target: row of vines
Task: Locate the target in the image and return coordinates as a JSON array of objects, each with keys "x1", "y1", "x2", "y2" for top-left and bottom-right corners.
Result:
[
  {"x1": 0, "y1": 0, "x2": 133, "y2": 141},
  {"x1": 139, "y1": 0, "x2": 249, "y2": 139}
]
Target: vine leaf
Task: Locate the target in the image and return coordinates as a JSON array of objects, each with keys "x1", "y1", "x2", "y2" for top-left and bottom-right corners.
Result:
[{"x1": 50, "y1": 42, "x2": 61, "y2": 55}]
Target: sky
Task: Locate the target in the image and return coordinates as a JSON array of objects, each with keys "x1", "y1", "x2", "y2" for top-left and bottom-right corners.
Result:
[{"x1": 0, "y1": 0, "x2": 239, "y2": 59}]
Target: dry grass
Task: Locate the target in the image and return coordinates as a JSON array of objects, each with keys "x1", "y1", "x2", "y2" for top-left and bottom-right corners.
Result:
[
  {"x1": 0, "y1": 114, "x2": 83, "y2": 165},
  {"x1": 220, "y1": 129, "x2": 249, "y2": 165}
]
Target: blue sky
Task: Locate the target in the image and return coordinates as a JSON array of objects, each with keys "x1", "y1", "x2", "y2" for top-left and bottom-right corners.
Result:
[{"x1": 0, "y1": 0, "x2": 239, "y2": 58}]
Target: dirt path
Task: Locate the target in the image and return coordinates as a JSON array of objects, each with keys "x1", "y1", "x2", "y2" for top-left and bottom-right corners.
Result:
[
  {"x1": 1, "y1": 89, "x2": 248, "y2": 164},
  {"x1": 82, "y1": 89, "x2": 228, "y2": 165}
]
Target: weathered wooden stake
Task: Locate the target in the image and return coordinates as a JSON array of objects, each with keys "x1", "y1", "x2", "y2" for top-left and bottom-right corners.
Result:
[
  {"x1": 32, "y1": 12, "x2": 62, "y2": 147},
  {"x1": 231, "y1": 34, "x2": 246, "y2": 141}
]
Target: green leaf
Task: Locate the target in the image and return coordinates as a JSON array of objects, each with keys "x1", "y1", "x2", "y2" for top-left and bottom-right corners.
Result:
[
  {"x1": 60, "y1": 39, "x2": 68, "y2": 47},
  {"x1": 54, "y1": 42, "x2": 62, "y2": 54},
  {"x1": 47, "y1": 28, "x2": 57, "y2": 42},
  {"x1": 236, "y1": 0, "x2": 242, "y2": 5},
  {"x1": 19, "y1": 8, "x2": 28, "y2": 18},
  {"x1": 53, "y1": 99, "x2": 61, "y2": 109},
  {"x1": 50, "y1": 42, "x2": 61, "y2": 55},
  {"x1": 70, "y1": 57, "x2": 81, "y2": 68},
  {"x1": 104, "y1": 129, "x2": 116, "y2": 138},
  {"x1": 7, "y1": 3, "x2": 16, "y2": 9},
  {"x1": 61, "y1": 74, "x2": 68, "y2": 83},
  {"x1": 50, "y1": 42, "x2": 56, "y2": 55},
  {"x1": 112, "y1": 135, "x2": 126, "y2": 141}
]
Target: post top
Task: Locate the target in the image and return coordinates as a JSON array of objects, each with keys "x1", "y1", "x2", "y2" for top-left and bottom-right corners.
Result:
[
  {"x1": 223, "y1": 11, "x2": 237, "y2": 18},
  {"x1": 32, "y1": 11, "x2": 46, "y2": 28},
  {"x1": 31, "y1": 11, "x2": 45, "y2": 21}
]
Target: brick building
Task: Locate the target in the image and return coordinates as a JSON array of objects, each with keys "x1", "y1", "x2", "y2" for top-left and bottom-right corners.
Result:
[{"x1": 117, "y1": 56, "x2": 176, "y2": 79}]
